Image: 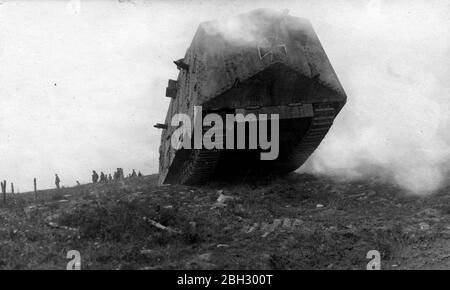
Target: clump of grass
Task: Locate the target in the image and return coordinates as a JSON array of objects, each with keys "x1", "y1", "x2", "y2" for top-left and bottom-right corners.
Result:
[
  {"x1": 262, "y1": 223, "x2": 415, "y2": 270},
  {"x1": 58, "y1": 198, "x2": 188, "y2": 245}
]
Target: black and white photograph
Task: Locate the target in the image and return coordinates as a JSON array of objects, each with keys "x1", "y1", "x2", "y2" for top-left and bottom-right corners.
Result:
[{"x1": 0, "y1": 0, "x2": 449, "y2": 275}]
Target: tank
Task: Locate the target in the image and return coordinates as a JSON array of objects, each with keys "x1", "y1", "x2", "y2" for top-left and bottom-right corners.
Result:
[{"x1": 156, "y1": 8, "x2": 347, "y2": 185}]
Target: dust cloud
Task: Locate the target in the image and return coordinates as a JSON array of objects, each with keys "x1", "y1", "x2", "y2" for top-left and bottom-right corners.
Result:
[{"x1": 301, "y1": 0, "x2": 450, "y2": 195}]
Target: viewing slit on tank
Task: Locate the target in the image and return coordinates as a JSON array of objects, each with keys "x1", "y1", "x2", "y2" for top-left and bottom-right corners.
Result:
[{"x1": 155, "y1": 8, "x2": 347, "y2": 185}]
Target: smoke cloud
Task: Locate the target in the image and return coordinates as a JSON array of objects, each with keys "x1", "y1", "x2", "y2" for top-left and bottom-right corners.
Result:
[{"x1": 301, "y1": 0, "x2": 450, "y2": 194}]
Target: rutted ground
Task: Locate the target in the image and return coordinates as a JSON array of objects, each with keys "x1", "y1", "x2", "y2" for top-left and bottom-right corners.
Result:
[{"x1": 0, "y1": 174, "x2": 449, "y2": 269}]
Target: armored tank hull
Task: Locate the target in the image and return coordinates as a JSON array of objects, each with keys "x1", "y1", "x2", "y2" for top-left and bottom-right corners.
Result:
[{"x1": 157, "y1": 9, "x2": 347, "y2": 185}]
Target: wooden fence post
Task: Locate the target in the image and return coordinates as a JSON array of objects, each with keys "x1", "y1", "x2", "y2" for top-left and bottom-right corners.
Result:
[
  {"x1": 34, "y1": 178, "x2": 37, "y2": 200},
  {"x1": 11, "y1": 183, "x2": 14, "y2": 195},
  {"x1": 1, "y1": 180, "x2": 6, "y2": 204}
]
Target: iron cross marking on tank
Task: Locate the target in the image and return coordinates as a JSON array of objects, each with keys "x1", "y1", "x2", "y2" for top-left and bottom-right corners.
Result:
[{"x1": 257, "y1": 37, "x2": 288, "y2": 63}]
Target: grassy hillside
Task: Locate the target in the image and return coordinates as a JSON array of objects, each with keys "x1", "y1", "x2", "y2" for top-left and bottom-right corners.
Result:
[{"x1": 0, "y1": 173, "x2": 449, "y2": 269}]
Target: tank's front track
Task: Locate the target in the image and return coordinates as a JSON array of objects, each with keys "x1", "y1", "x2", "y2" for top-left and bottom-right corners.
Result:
[{"x1": 173, "y1": 103, "x2": 336, "y2": 185}]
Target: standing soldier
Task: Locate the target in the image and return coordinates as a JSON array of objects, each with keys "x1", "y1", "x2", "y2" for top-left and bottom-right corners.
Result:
[
  {"x1": 138, "y1": 171, "x2": 143, "y2": 177},
  {"x1": 108, "y1": 174, "x2": 113, "y2": 181},
  {"x1": 55, "y1": 174, "x2": 61, "y2": 189},
  {"x1": 131, "y1": 169, "x2": 137, "y2": 177},
  {"x1": 92, "y1": 170, "x2": 99, "y2": 183}
]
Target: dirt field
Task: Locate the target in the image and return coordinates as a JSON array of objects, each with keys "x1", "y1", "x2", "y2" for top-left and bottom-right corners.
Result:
[{"x1": 0, "y1": 173, "x2": 449, "y2": 270}]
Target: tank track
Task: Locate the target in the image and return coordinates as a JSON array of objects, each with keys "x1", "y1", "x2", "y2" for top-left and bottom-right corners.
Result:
[
  {"x1": 280, "y1": 103, "x2": 336, "y2": 171},
  {"x1": 177, "y1": 125, "x2": 223, "y2": 185},
  {"x1": 176, "y1": 103, "x2": 335, "y2": 184}
]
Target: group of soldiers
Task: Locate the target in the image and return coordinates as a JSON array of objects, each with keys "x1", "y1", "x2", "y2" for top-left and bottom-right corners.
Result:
[
  {"x1": 53, "y1": 168, "x2": 144, "y2": 189},
  {"x1": 91, "y1": 168, "x2": 143, "y2": 184}
]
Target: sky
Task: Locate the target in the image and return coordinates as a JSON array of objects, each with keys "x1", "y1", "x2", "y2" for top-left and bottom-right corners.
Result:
[{"x1": 0, "y1": 0, "x2": 449, "y2": 193}]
